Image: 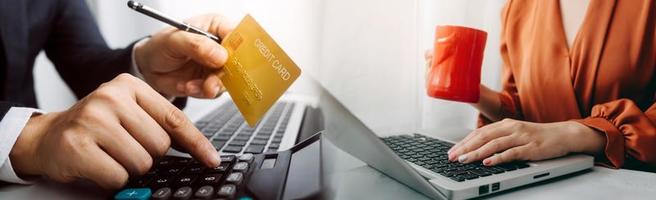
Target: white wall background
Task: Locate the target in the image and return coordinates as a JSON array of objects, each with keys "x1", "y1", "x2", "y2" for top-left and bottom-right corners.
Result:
[{"x1": 33, "y1": 0, "x2": 506, "y2": 137}]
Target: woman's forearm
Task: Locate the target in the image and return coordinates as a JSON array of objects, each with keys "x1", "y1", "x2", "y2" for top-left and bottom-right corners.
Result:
[{"x1": 471, "y1": 85, "x2": 503, "y2": 121}]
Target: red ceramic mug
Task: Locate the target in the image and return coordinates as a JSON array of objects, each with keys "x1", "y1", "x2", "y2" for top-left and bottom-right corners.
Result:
[{"x1": 427, "y1": 25, "x2": 487, "y2": 103}]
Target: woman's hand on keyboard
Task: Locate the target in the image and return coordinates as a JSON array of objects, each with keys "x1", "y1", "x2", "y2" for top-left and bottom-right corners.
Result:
[
  {"x1": 446, "y1": 119, "x2": 606, "y2": 166},
  {"x1": 9, "y1": 74, "x2": 220, "y2": 189}
]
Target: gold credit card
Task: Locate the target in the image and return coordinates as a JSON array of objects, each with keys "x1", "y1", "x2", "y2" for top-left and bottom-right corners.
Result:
[{"x1": 220, "y1": 15, "x2": 301, "y2": 126}]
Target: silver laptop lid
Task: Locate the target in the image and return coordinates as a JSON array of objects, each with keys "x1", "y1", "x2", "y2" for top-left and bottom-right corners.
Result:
[{"x1": 304, "y1": 78, "x2": 446, "y2": 199}]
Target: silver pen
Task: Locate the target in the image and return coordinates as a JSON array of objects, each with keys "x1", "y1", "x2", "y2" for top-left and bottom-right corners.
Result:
[{"x1": 127, "y1": 0, "x2": 222, "y2": 43}]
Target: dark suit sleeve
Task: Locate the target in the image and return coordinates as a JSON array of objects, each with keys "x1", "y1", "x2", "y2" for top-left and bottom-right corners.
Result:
[
  {"x1": 43, "y1": 0, "x2": 133, "y2": 99},
  {"x1": 42, "y1": 0, "x2": 188, "y2": 109}
]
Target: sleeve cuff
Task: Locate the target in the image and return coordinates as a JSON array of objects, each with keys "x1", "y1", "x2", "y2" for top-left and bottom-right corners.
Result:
[
  {"x1": 0, "y1": 107, "x2": 44, "y2": 184},
  {"x1": 575, "y1": 117, "x2": 625, "y2": 168},
  {"x1": 0, "y1": 157, "x2": 33, "y2": 184},
  {"x1": 129, "y1": 37, "x2": 150, "y2": 81},
  {"x1": 498, "y1": 91, "x2": 520, "y2": 120}
]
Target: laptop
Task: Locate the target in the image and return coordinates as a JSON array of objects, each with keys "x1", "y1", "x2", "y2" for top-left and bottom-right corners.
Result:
[{"x1": 311, "y1": 79, "x2": 594, "y2": 199}]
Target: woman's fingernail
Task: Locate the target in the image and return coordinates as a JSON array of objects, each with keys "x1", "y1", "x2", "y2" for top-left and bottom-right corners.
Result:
[
  {"x1": 483, "y1": 159, "x2": 491, "y2": 166},
  {"x1": 458, "y1": 154, "x2": 468, "y2": 163}
]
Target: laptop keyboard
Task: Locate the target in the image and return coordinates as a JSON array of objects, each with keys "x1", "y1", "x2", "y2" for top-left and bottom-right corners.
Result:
[
  {"x1": 194, "y1": 101, "x2": 295, "y2": 154},
  {"x1": 381, "y1": 134, "x2": 530, "y2": 182},
  {"x1": 115, "y1": 154, "x2": 254, "y2": 200}
]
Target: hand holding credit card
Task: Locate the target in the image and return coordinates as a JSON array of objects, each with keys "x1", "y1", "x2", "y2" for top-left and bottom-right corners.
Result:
[
  {"x1": 128, "y1": 1, "x2": 301, "y2": 127},
  {"x1": 220, "y1": 15, "x2": 302, "y2": 126}
]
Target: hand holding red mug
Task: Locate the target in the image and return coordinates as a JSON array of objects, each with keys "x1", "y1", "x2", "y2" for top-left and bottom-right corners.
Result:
[{"x1": 424, "y1": 25, "x2": 502, "y2": 121}]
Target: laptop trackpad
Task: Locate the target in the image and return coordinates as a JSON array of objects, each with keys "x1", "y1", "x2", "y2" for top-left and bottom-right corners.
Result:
[{"x1": 283, "y1": 140, "x2": 321, "y2": 200}]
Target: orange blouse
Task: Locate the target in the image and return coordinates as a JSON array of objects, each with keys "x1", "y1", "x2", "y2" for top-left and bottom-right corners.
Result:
[{"x1": 480, "y1": 0, "x2": 656, "y2": 169}]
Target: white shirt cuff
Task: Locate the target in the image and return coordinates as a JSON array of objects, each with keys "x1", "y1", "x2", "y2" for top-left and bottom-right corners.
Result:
[
  {"x1": 130, "y1": 37, "x2": 150, "y2": 81},
  {"x1": 0, "y1": 107, "x2": 44, "y2": 184}
]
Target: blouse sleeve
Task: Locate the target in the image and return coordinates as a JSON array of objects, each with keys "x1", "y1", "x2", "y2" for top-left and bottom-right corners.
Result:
[
  {"x1": 575, "y1": 99, "x2": 656, "y2": 168},
  {"x1": 479, "y1": 0, "x2": 523, "y2": 127}
]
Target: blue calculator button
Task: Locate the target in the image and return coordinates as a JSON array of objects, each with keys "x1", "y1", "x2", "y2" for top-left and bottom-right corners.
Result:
[{"x1": 114, "y1": 188, "x2": 151, "y2": 200}]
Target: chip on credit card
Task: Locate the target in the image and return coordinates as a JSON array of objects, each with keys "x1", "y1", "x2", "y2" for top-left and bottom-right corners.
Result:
[{"x1": 220, "y1": 15, "x2": 301, "y2": 126}]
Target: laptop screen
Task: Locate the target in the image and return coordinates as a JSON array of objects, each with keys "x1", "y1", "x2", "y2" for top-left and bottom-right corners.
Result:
[{"x1": 295, "y1": 76, "x2": 446, "y2": 199}]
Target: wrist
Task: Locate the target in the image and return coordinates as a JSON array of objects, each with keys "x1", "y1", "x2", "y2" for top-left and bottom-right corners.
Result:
[
  {"x1": 565, "y1": 121, "x2": 606, "y2": 155},
  {"x1": 471, "y1": 85, "x2": 502, "y2": 121},
  {"x1": 133, "y1": 38, "x2": 150, "y2": 77},
  {"x1": 9, "y1": 113, "x2": 54, "y2": 177}
]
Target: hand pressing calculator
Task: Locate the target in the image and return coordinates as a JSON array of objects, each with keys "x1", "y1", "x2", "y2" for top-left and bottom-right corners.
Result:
[
  {"x1": 114, "y1": 133, "x2": 322, "y2": 200},
  {"x1": 115, "y1": 154, "x2": 253, "y2": 200}
]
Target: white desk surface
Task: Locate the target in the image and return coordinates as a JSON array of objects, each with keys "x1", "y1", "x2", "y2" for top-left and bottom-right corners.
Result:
[{"x1": 1, "y1": 98, "x2": 655, "y2": 199}]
